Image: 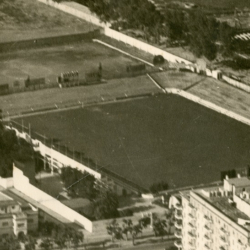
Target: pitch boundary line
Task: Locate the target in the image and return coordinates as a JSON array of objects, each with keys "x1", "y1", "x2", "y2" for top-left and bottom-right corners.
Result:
[{"x1": 93, "y1": 39, "x2": 155, "y2": 67}]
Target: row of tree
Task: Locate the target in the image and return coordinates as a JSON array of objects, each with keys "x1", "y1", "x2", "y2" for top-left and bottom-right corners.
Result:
[
  {"x1": 58, "y1": 0, "x2": 237, "y2": 61},
  {"x1": 0, "y1": 122, "x2": 34, "y2": 178},
  {"x1": 107, "y1": 213, "x2": 174, "y2": 246}
]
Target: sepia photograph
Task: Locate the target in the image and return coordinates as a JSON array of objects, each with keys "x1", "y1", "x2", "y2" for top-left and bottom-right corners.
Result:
[{"x1": 0, "y1": 0, "x2": 250, "y2": 249}]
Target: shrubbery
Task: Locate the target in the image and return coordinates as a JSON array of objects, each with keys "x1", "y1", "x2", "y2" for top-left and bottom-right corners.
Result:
[{"x1": 65, "y1": 0, "x2": 236, "y2": 61}]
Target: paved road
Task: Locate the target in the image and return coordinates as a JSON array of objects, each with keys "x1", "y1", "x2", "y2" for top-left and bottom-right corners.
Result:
[
  {"x1": 110, "y1": 240, "x2": 175, "y2": 250},
  {"x1": 67, "y1": 239, "x2": 175, "y2": 250}
]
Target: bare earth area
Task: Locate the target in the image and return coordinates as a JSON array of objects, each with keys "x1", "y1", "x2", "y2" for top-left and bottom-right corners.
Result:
[
  {"x1": 0, "y1": 41, "x2": 152, "y2": 85},
  {"x1": 0, "y1": 0, "x2": 97, "y2": 43}
]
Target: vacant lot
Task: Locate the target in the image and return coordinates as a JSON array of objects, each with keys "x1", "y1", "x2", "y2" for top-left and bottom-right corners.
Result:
[
  {"x1": 16, "y1": 94, "x2": 250, "y2": 190},
  {"x1": 0, "y1": 0, "x2": 97, "y2": 43},
  {"x1": 0, "y1": 41, "x2": 152, "y2": 86},
  {"x1": 0, "y1": 75, "x2": 160, "y2": 116}
]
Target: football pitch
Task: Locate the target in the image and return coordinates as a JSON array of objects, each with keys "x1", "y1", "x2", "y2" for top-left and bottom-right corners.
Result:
[{"x1": 16, "y1": 94, "x2": 250, "y2": 190}]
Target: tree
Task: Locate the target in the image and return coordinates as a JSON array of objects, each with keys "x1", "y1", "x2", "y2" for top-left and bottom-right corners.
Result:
[
  {"x1": 71, "y1": 231, "x2": 84, "y2": 250},
  {"x1": 188, "y1": 12, "x2": 218, "y2": 60},
  {"x1": 2, "y1": 234, "x2": 21, "y2": 250},
  {"x1": 153, "y1": 55, "x2": 165, "y2": 66},
  {"x1": 25, "y1": 235, "x2": 36, "y2": 250},
  {"x1": 164, "y1": 9, "x2": 187, "y2": 42},
  {"x1": 94, "y1": 190, "x2": 119, "y2": 220},
  {"x1": 54, "y1": 226, "x2": 67, "y2": 250},
  {"x1": 150, "y1": 181, "x2": 169, "y2": 194},
  {"x1": 40, "y1": 238, "x2": 53, "y2": 250},
  {"x1": 60, "y1": 167, "x2": 98, "y2": 200},
  {"x1": 122, "y1": 219, "x2": 133, "y2": 240},
  {"x1": 106, "y1": 219, "x2": 123, "y2": 242},
  {"x1": 218, "y1": 22, "x2": 235, "y2": 56},
  {"x1": 139, "y1": 216, "x2": 150, "y2": 228},
  {"x1": 131, "y1": 224, "x2": 142, "y2": 246},
  {"x1": 153, "y1": 219, "x2": 167, "y2": 240}
]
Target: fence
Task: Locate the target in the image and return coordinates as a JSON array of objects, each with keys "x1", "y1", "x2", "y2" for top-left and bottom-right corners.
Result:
[
  {"x1": 222, "y1": 75, "x2": 250, "y2": 93},
  {"x1": 104, "y1": 27, "x2": 193, "y2": 65},
  {"x1": 6, "y1": 119, "x2": 148, "y2": 195},
  {"x1": 12, "y1": 166, "x2": 93, "y2": 232},
  {"x1": 8, "y1": 123, "x2": 101, "y2": 179}
]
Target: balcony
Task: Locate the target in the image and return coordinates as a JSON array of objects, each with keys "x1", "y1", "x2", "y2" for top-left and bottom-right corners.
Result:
[
  {"x1": 204, "y1": 244, "x2": 211, "y2": 249},
  {"x1": 175, "y1": 203, "x2": 182, "y2": 210},
  {"x1": 174, "y1": 240, "x2": 182, "y2": 248},
  {"x1": 188, "y1": 222, "x2": 196, "y2": 229},
  {"x1": 220, "y1": 236, "x2": 229, "y2": 245},
  {"x1": 220, "y1": 246, "x2": 228, "y2": 250},
  {"x1": 204, "y1": 224, "x2": 213, "y2": 233},
  {"x1": 220, "y1": 227, "x2": 229, "y2": 235},
  {"x1": 188, "y1": 212, "x2": 196, "y2": 220},
  {"x1": 189, "y1": 203, "x2": 195, "y2": 209},
  {"x1": 188, "y1": 231, "x2": 196, "y2": 239},
  {"x1": 175, "y1": 230, "x2": 182, "y2": 238},
  {"x1": 189, "y1": 240, "x2": 195, "y2": 246},
  {"x1": 238, "y1": 240, "x2": 244, "y2": 246},
  {"x1": 175, "y1": 221, "x2": 182, "y2": 230},
  {"x1": 204, "y1": 234, "x2": 212, "y2": 243},
  {"x1": 204, "y1": 215, "x2": 212, "y2": 222},
  {"x1": 175, "y1": 211, "x2": 182, "y2": 220}
]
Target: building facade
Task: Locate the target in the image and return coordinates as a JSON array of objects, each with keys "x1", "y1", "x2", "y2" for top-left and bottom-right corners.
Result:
[
  {"x1": 0, "y1": 192, "x2": 38, "y2": 237},
  {"x1": 172, "y1": 176, "x2": 250, "y2": 250}
]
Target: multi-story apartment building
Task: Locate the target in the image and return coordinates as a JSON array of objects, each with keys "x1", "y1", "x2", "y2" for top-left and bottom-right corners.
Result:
[
  {"x1": 172, "y1": 176, "x2": 250, "y2": 250},
  {"x1": 0, "y1": 191, "x2": 38, "y2": 237}
]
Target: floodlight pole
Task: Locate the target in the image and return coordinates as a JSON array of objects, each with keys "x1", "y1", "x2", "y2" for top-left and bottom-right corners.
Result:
[
  {"x1": 44, "y1": 135, "x2": 46, "y2": 170},
  {"x1": 28, "y1": 123, "x2": 31, "y2": 137}
]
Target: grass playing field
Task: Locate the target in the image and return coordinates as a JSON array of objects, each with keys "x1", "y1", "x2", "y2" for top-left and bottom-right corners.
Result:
[
  {"x1": 0, "y1": 75, "x2": 160, "y2": 116},
  {"x1": 16, "y1": 94, "x2": 250, "y2": 190},
  {"x1": 0, "y1": 41, "x2": 151, "y2": 86}
]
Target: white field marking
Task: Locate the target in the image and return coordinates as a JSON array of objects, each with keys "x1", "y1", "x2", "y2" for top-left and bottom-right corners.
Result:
[
  {"x1": 147, "y1": 73, "x2": 166, "y2": 93},
  {"x1": 93, "y1": 39, "x2": 155, "y2": 67}
]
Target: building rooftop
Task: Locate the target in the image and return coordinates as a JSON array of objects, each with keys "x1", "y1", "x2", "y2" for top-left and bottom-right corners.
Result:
[
  {"x1": 195, "y1": 190, "x2": 250, "y2": 231},
  {"x1": 226, "y1": 177, "x2": 250, "y2": 187},
  {"x1": 0, "y1": 191, "x2": 13, "y2": 201},
  {"x1": 0, "y1": 191, "x2": 19, "y2": 206},
  {"x1": 8, "y1": 188, "x2": 84, "y2": 229},
  {"x1": 0, "y1": 200, "x2": 18, "y2": 206},
  {"x1": 0, "y1": 213, "x2": 12, "y2": 219},
  {"x1": 14, "y1": 212, "x2": 27, "y2": 219}
]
